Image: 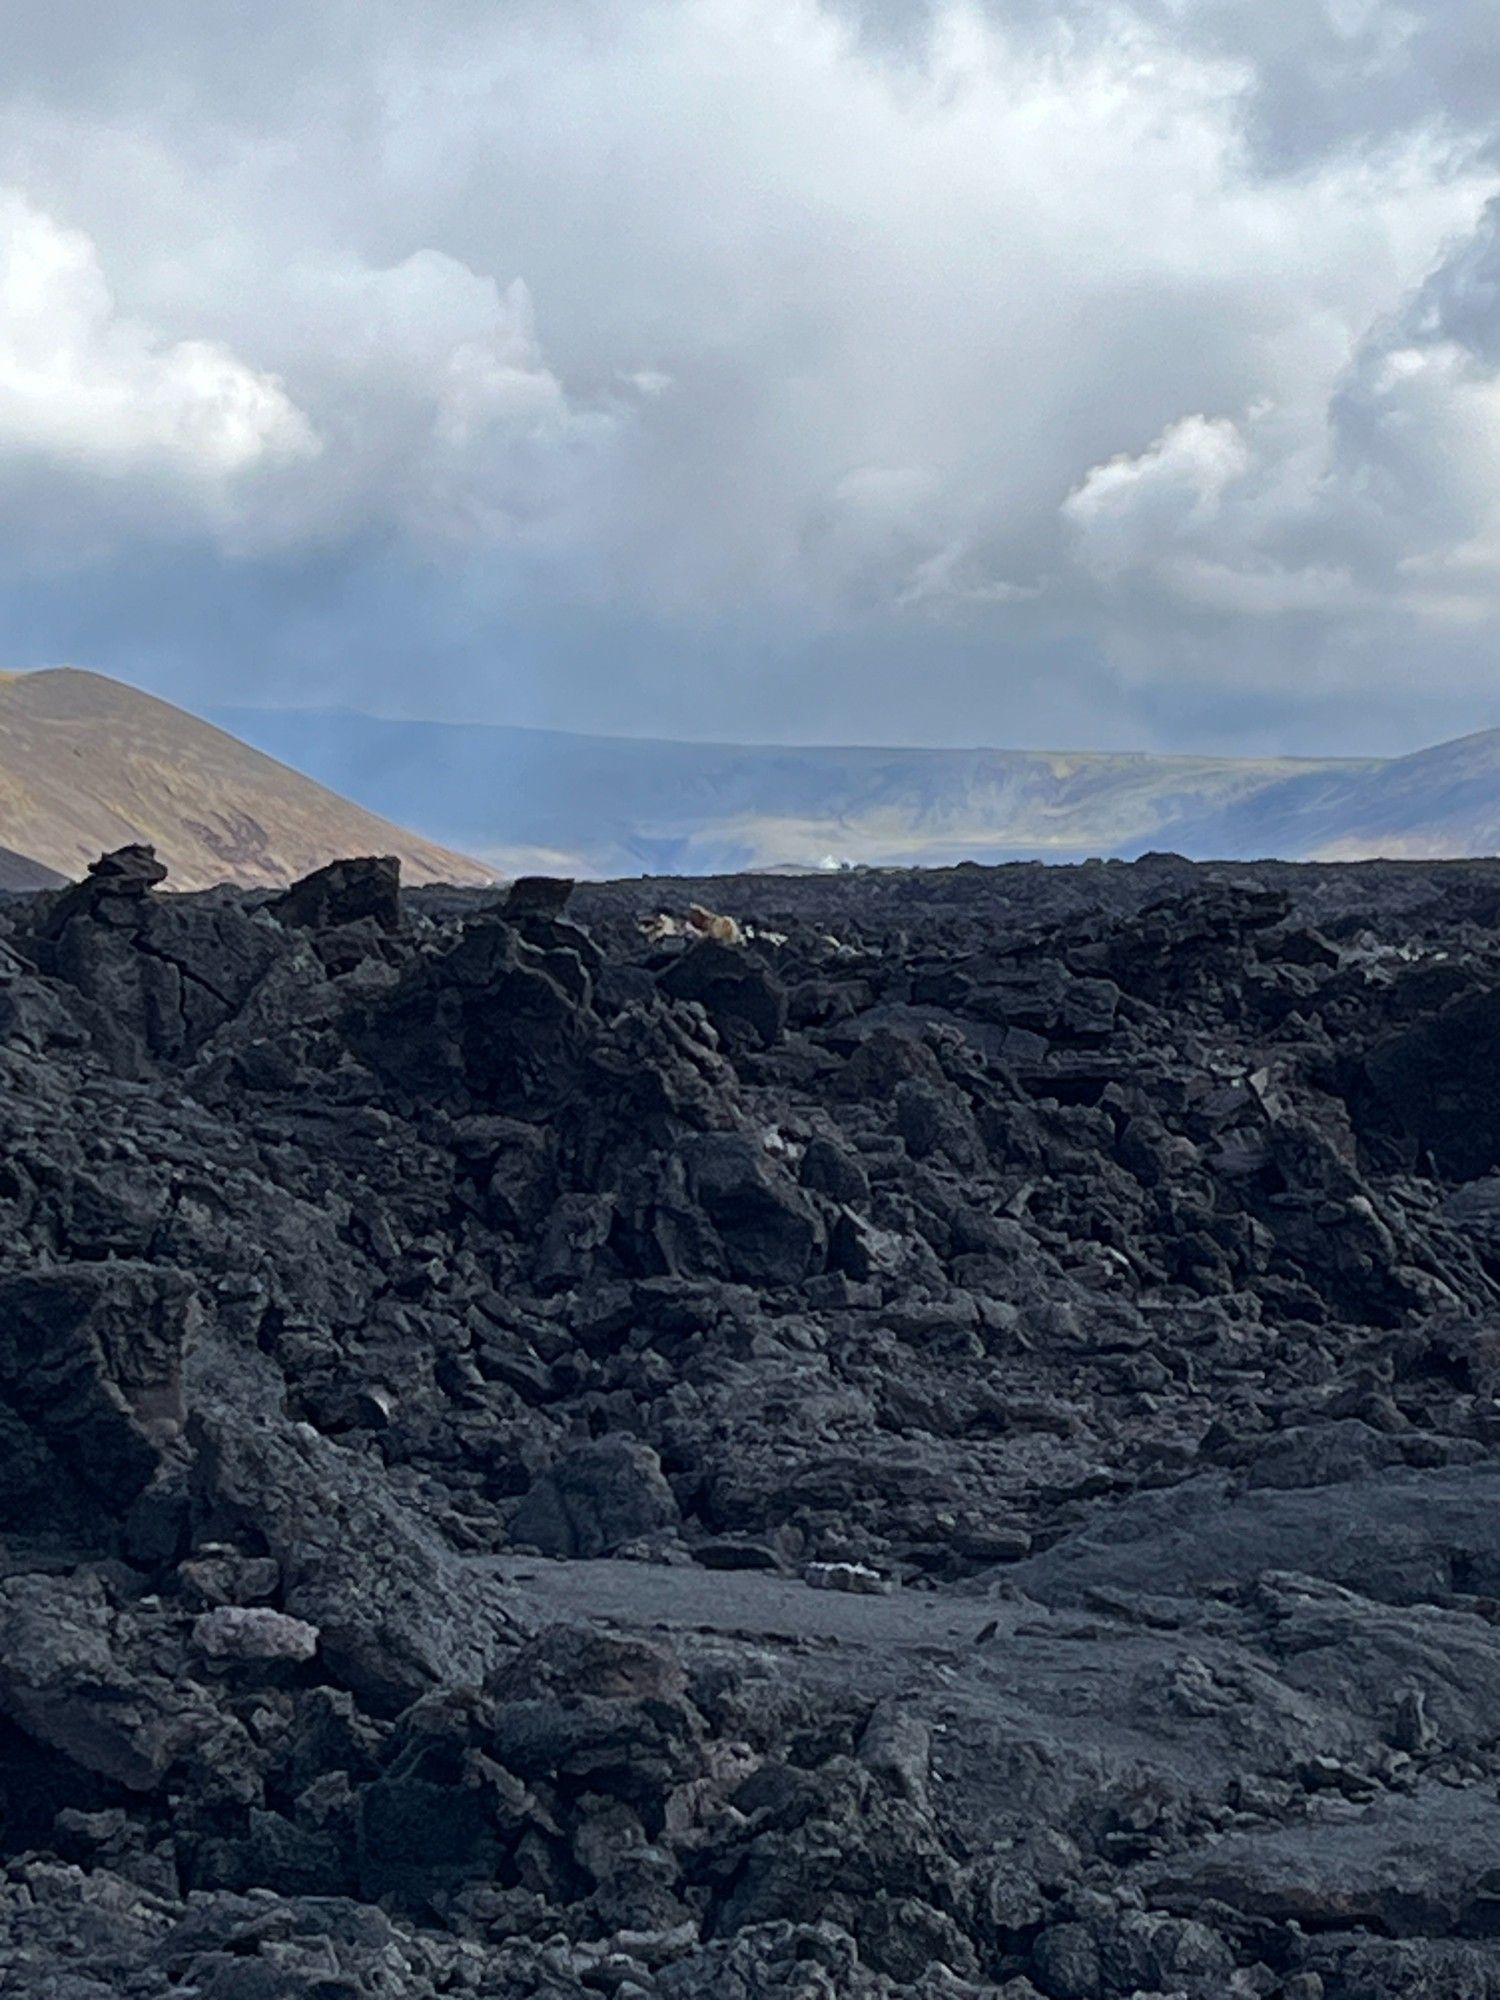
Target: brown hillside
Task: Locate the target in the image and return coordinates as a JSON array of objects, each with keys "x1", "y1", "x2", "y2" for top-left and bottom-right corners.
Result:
[{"x1": 0, "y1": 669, "x2": 492, "y2": 891}]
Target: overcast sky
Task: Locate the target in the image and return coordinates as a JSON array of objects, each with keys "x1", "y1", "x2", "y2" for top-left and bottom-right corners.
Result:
[{"x1": 2, "y1": 0, "x2": 1499, "y2": 753}]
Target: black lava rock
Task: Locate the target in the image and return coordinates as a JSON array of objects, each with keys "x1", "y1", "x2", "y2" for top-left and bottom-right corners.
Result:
[{"x1": 3, "y1": 846, "x2": 1500, "y2": 1996}]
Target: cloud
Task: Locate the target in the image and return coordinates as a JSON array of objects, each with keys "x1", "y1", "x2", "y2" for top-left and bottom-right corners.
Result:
[
  {"x1": 0, "y1": 184, "x2": 614, "y2": 556},
  {"x1": 1063, "y1": 417, "x2": 1254, "y2": 581},
  {"x1": 1061, "y1": 414, "x2": 1367, "y2": 619},
  {"x1": 236, "y1": 251, "x2": 615, "y2": 548},
  {"x1": 0, "y1": 0, "x2": 1498, "y2": 752},
  {"x1": 0, "y1": 190, "x2": 315, "y2": 519},
  {"x1": 1058, "y1": 192, "x2": 1500, "y2": 658},
  {"x1": 1328, "y1": 199, "x2": 1500, "y2": 622}
]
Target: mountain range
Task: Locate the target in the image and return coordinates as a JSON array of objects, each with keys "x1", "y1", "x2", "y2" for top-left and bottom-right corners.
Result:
[
  {"x1": 1, "y1": 666, "x2": 1498, "y2": 888},
  {"x1": 216, "y1": 699, "x2": 1500, "y2": 878}
]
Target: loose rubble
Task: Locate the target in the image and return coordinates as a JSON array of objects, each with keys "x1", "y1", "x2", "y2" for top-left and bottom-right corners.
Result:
[{"x1": 4, "y1": 844, "x2": 1500, "y2": 1994}]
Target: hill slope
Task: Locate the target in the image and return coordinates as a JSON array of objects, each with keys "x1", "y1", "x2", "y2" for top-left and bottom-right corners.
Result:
[
  {"x1": 0, "y1": 843, "x2": 64, "y2": 891},
  {"x1": 0, "y1": 670, "x2": 491, "y2": 891},
  {"x1": 1188, "y1": 726, "x2": 1500, "y2": 860},
  {"x1": 216, "y1": 705, "x2": 1381, "y2": 875}
]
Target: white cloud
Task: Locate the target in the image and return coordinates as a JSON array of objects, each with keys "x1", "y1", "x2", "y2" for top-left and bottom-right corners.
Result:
[
  {"x1": 243, "y1": 251, "x2": 613, "y2": 546},
  {"x1": 1061, "y1": 414, "x2": 1368, "y2": 618},
  {"x1": 1063, "y1": 417, "x2": 1253, "y2": 580},
  {"x1": 0, "y1": 185, "x2": 614, "y2": 555},
  {"x1": 1332, "y1": 315, "x2": 1500, "y2": 623},
  {"x1": 1056, "y1": 192, "x2": 1500, "y2": 659},
  {"x1": 0, "y1": 190, "x2": 315, "y2": 493}
]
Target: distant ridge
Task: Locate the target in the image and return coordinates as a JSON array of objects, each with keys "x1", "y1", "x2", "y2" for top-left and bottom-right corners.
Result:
[
  {"x1": 213, "y1": 703, "x2": 1374, "y2": 877},
  {"x1": 216, "y1": 702, "x2": 1499, "y2": 877},
  {"x1": 15, "y1": 668, "x2": 1494, "y2": 885},
  {"x1": 0, "y1": 670, "x2": 491, "y2": 891}
]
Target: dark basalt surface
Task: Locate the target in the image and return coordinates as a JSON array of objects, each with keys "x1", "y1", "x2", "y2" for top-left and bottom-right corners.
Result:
[{"x1": 5, "y1": 845, "x2": 1500, "y2": 1995}]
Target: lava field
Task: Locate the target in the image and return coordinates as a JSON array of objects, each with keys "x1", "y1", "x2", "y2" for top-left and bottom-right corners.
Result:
[{"x1": 5, "y1": 843, "x2": 1500, "y2": 1997}]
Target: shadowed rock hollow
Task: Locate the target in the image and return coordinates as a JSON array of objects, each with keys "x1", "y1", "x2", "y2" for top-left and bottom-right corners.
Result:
[{"x1": 4, "y1": 845, "x2": 1500, "y2": 1995}]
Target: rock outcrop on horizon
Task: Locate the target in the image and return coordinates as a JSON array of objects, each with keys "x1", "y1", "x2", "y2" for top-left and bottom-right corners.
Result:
[
  {"x1": 4, "y1": 845, "x2": 1500, "y2": 1994},
  {"x1": 0, "y1": 669, "x2": 491, "y2": 891}
]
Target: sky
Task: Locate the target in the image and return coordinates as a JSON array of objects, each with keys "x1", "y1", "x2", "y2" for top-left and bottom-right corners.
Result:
[{"x1": 2, "y1": 0, "x2": 1499, "y2": 755}]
